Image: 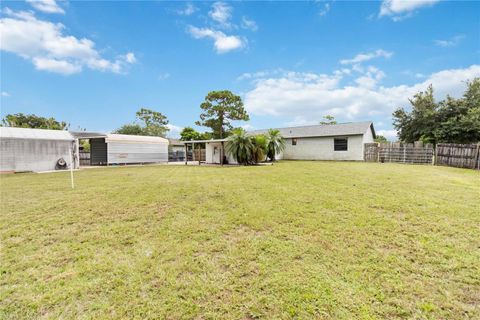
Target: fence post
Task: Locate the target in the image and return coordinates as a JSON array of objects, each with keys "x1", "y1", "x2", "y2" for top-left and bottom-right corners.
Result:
[{"x1": 475, "y1": 144, "x2": 480, "y2": 170}]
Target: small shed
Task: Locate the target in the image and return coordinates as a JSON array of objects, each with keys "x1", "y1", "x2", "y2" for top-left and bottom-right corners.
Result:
[
  {"x1": 89, "y1": 134, "x2": 169, "y2": 165},
  {"x1": 0, "y1": 127, "x2": 77, "y2": 173}
]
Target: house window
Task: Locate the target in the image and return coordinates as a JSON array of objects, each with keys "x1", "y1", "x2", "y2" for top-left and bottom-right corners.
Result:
[
  {"x1": 292, "y1": 138, "x2": 297, "y2": 146},
  {"x1": 334, "y1": 138, "x2": 348, "y2": 151}
]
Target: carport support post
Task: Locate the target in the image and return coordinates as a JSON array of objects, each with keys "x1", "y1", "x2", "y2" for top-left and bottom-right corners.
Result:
[
  {"x1": 192, "y1": 142, "x2": 195, "y2": 163},
  {"x1": 198, "y1": 143, "x2": 201, "y2": 166},
  {"x1": 70, "y1": 142, "x2": 75, "y2": 189},
  {"x1": 184, "y1": 143, "x2": 187, "y2": 165},
  {"x1": 221, "y1": 141, "x2": 224, "y2": 166}
]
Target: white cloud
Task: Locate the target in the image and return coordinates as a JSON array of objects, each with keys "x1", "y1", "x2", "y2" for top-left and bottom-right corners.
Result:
[
  {"x1": 209, "y1": 2, "x2": 232, "y2": 28},
  {"x1": 1, "y1": 91, "x2": 11, "y2": 97},
  {"x1": 319, "y1": 3, "x2": 330, "y2": 17},
  {"x1": 187, "y1": 3, "x2": 252, "y2": 52},
  {"x1": 166, "y1": 124, "x2": 183, "y2": 138},
  {"x1": 354, "y1": 66, "x2": 386, "y2": 89},
  {"x1": 125, "y1": 52, "x2": 136, "y2": 63},
  {"x1": 33, "y1": 57, "x2": 81, "y2": 74},
  {"x1": 243, "y1": 65, "x2": 480, "y2": 123},
  {"x1": 377, "y1": 129, "x2": 398, "y2": 140},
  {"x1": 0, "y1": 9, "x2": 136, "y2": 75},
  {"x1": 241, "y1": 16, "x2": 258, "y2": 31},
  {"x1": 187, "y1": 26, "x2": 244, "y2": 54},
  {"x1": 177, "y1": 3, "x2": 197, "y2": 16},
  {"x1": 241, "y1": 124, "x2": 255, "y2": 131},
  {"x1": 379, "y1": 0, "x2": 440, "y2": 20},
  {"x1": 285, "y1": 116, "x2": 318, "y2": 127},
  {"x1": 340, "y1": 49, "x2": 393, "y2": 65},
  {"x1": 26, "y1": 0, "x2": 64, "y2": 14},
  {"x1": 237, "y1": 69, "x2": 285, "y2": 81},
  {"x1": 434, "y1": 34, "x2": 465, "y2": 47},
  {"x1": 158, "y1": 72, "x2": 170, "y2": 80}
]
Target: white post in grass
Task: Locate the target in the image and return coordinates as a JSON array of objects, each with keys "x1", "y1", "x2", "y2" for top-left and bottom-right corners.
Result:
[{"x1": 70, "y1": 143, "x2": 75, "y2": 189}]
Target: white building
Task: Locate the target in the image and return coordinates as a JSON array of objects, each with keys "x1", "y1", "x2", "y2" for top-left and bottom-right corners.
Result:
[
  {"x1": 182, "y1": 122, "x2": 376, "y2": 164},
  {"x1": 1, "y1": 128, "x2": 170, "y2": 172},
  {"x1": 252, "y1": 121, "x2": 376, "y2": 161},
  {"x1": 0, "y1": 127, "x2": 78, "y2": 173},
  {"x1": 86, "y1": 134, "x2": 169, "y2": 165}
]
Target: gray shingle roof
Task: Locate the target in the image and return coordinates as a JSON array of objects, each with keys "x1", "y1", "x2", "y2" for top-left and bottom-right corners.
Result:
[{"x1": 250, "y1": 121, "x2": 375, "y2": 138}]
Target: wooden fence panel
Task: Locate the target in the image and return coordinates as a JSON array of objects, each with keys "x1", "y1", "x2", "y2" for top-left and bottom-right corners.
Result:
[
  {"x1": 365, "y1": 142, "x2": 434, "y2": 164},
  {"x1": 193, "y1": 149, "x2": 206, "y2": 161},
  {"x1": 378, "y1": 142, "x2": 434, "y2": 164},
  {"x1": 364, "y1": 143, "x2": 378, "y2": 162},
  {"x1": 435, "y1": 143, "x2": 480, "y2": 169}
]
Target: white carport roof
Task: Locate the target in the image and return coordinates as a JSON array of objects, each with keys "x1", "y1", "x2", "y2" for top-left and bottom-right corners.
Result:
[
  {"x1": 0, "y1": 127, "x2": 74, "y2": 141},
  {"x1": 181, "y1": 138, "x2": 228, "y2": 144},
  {"x1": 105, "y1": 134, "x2": 169, "y2": 144}
]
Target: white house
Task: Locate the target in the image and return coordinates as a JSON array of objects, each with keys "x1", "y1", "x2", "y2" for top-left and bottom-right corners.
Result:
[
  {"x1": 252, "y1": 121, "x2": 376, "y2": 161},
  {"x1": 182, "y1": 122, "x2": 376, "y2": 164}
]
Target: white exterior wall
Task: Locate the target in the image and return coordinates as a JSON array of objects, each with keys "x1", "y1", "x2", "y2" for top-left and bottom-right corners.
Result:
[
  {"x1": 205, "y1": 142, "x2": 237, "y2": 164},
  {"x1": 203, "y1": 128, "x2": 374, "y2": 163},
  {"x1": 0, "y1": 138, "x2": 76, "y2": 172},
  {"x1": 281, "y1": 135, "x2": 365, "y2": 161},
  {"x1": 362, "y1": 126, "x2": 375, "y2": 144},
  {"x1": 107, "y1": 142, "x2": 168, "y2": 164},
  {"x1": 361, "y1": 126, "x2": 375, "y2": 159}
]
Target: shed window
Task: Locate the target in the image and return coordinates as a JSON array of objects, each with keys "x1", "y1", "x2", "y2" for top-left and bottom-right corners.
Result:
[
  {"x1": 334, "y1": 138, "x2": 348, "y2": 151},
  {"x1": 292, "y1": 138, "x2": 297, "y2": 146}
]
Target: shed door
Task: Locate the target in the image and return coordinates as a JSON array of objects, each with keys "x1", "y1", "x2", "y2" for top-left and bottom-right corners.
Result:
[{"x1": 90, "y1": 138, "x2": 107, "y2": 165}]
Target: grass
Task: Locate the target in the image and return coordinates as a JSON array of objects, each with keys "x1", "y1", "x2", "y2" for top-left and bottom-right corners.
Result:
[{"x1": 1, "y1": 161, "x2": 479, "y2": 319}]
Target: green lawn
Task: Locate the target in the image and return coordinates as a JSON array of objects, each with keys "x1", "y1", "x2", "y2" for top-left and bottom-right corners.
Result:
[{"x1": 1, "y1": 161, "x2": 479, "y2": 319}]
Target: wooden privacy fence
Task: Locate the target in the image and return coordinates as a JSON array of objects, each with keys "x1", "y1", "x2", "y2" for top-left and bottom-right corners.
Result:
[
  {"x1": 364, "y1": 142, "x2": 434, "y2": 164},
  {"x1": 364, "y1": 143, "x2": 379, "y2": 162},
  {"x1": 435, "y1": 143, "x2": 480, "y2": 169},
  {"x1": 365, "y1": 142, "x2": 480, "y2": 169},
  {"x1": 193, "y1": 149, "x2": 206, "y2": 161}
]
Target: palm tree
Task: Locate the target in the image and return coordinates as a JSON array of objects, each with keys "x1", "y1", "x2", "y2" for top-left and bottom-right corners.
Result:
[
  {"x1": 251, "y1": 134, "x2": 268, "y2": 164},
  {"x1": 266, "y1": 129, "x2": 286, "y2": 162},
  {"x1": 225, "y1": 129, "x2": 254, "y2": 165}
]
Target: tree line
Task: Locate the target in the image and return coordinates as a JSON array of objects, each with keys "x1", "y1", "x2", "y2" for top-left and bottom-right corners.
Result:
[{"x1": 392, "y1": 78, "x2": 480, "y2": 144}]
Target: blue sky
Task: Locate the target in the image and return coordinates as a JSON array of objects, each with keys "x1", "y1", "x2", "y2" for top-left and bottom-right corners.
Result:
[{"x1": 1, "y1": 0, "x2": 479, "y2": 139}]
